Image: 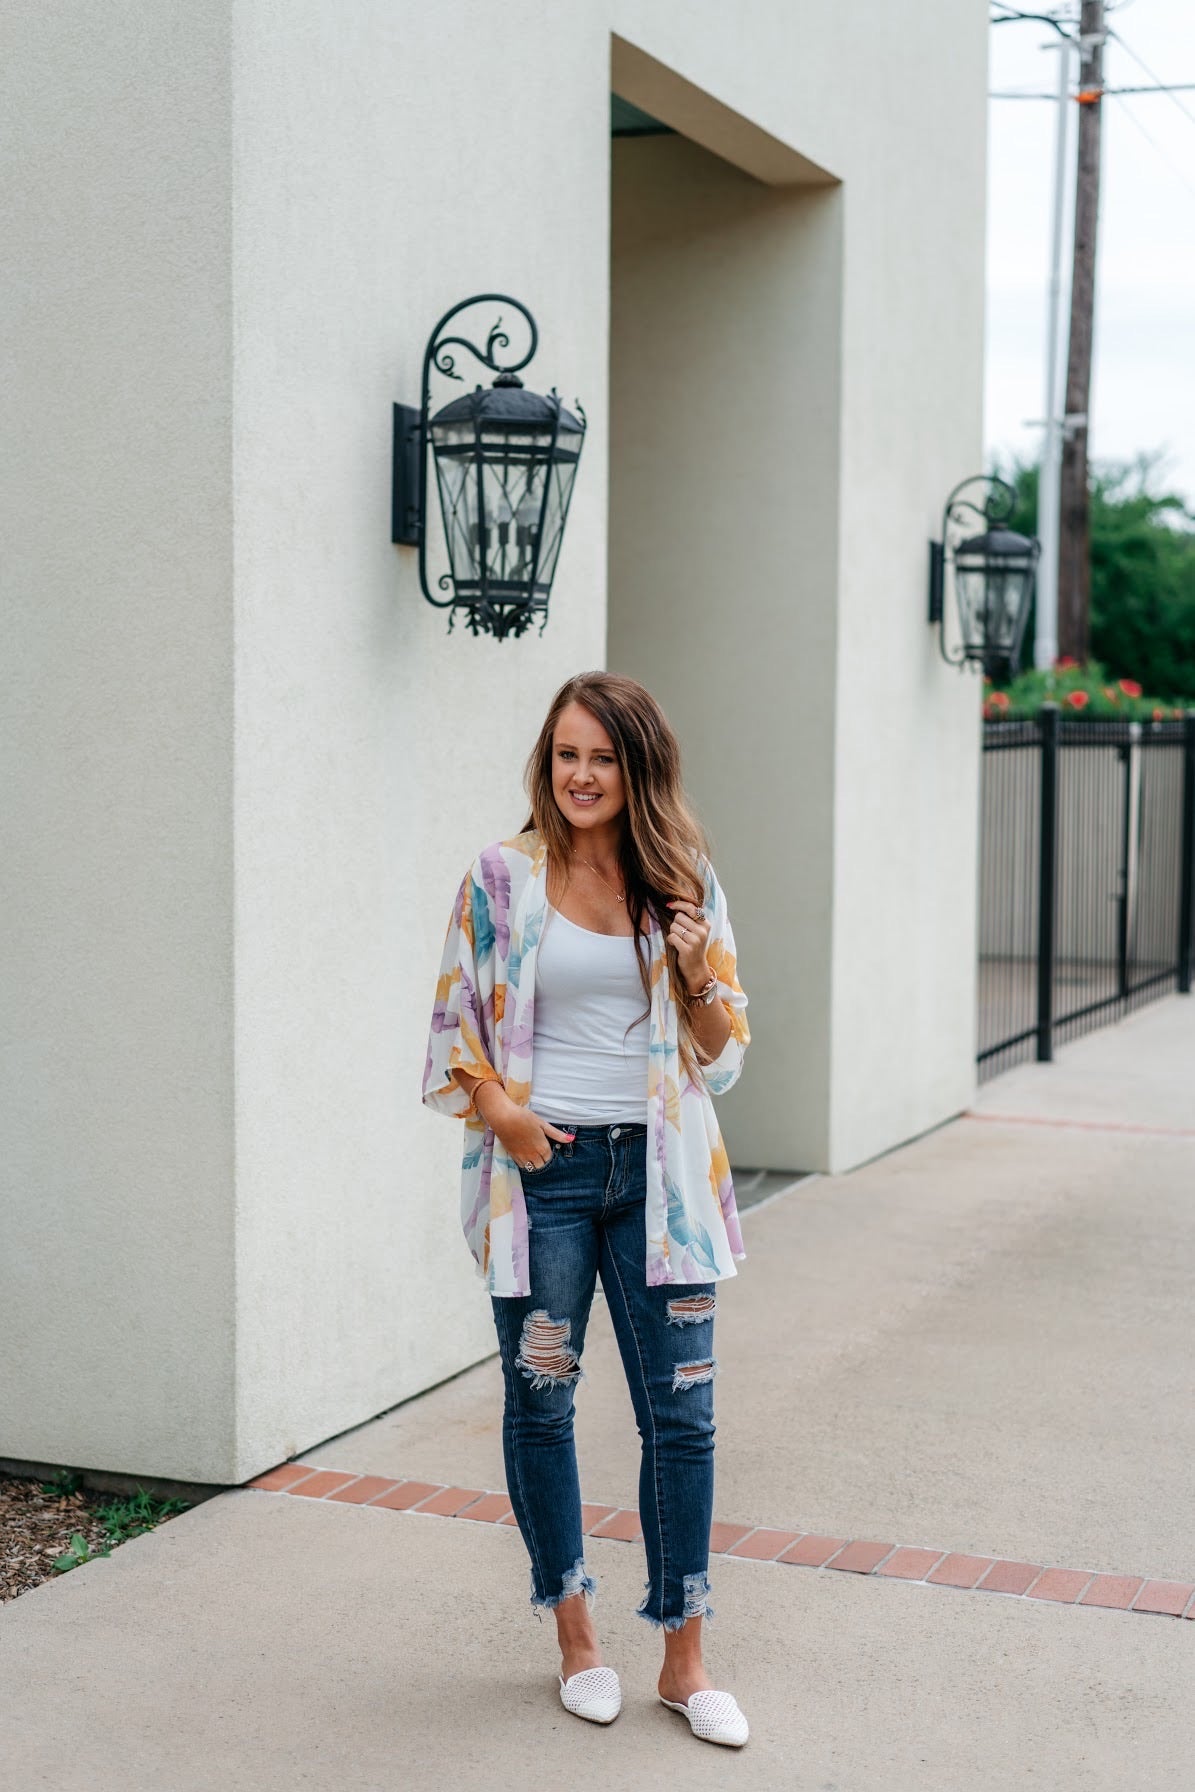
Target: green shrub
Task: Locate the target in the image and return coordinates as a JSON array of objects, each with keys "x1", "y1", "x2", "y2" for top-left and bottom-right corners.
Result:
[{"x1": 994, "y1": 453, "x2": 1195, "y2": 703}]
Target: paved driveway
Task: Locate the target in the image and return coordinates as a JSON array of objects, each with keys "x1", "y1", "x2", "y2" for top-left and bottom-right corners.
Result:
[{"x1": 2, "y1": 997, "x2": 1192, "y2": 1788}]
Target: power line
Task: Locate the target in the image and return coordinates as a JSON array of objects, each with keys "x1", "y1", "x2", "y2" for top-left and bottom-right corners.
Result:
[
  {"x1": 1107, "y1": 91, "x2": 1195, "y2": 203},
  {"x1": 991, "y1": 83, "x2": 1195, "y2": 98},
  {"x1": 990, "y1": 0, "x2": 1192, "y2": 665},
  {"x1": 1108, "y1": 27, "x2": 1195, "y2": 127}
]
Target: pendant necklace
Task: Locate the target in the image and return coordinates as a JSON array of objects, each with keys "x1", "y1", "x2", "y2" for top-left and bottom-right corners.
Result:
[{"x1": 571, "y1": 850, "x2": 626, "y2": 902}]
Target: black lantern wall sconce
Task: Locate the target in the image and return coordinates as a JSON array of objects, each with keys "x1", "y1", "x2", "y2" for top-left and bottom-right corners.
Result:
[
  {"x1": 392, "y1": 294, "x2": 586, "y2": 640},
  {"x1": 928, "y1": 475, "x2": 1040, "y2": 678}
]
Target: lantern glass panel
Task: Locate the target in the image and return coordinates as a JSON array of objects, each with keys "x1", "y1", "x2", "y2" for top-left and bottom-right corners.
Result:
[
  {"x1": 534, "y1": 423, "x2": 584, "y2": 590},
  {"x1": 429, "y1": 421, "x2": 480, "y2": 583},
  {"x1": 952, "y1": 554, "x2": 988, "y2": 654},
  {"x1": 954, "y1": 531, "x2": 1036, "y2": 660},
  {"x1": 479, "y1": 440, "x2": 551, "y2": 588},
  {"x1": 988, "y1": 564, "x2": 1030, "y2": 653}
]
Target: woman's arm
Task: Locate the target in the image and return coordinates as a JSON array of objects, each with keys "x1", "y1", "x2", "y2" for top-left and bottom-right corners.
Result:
[
  {"x1": 667, "y1": 858, "x2": 750, "y2": 1092},
  {"x1": 666, "y1": 893, "x2": 733, "y2": 1062},
  {"x1": 451, "y1": 1067, "x2": 512, "y2": 1127},
  {"x1": 422, "y1": 862, "x2": 505, "y2": 1119},
  {"x1": 684, "y1": 976, "x2": 733, "y2": 1064},
  {"x1": 451, "y1": 1068, "x2": 575, "y2": 1162}
]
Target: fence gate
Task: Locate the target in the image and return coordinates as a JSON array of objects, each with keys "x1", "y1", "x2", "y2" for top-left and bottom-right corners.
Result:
[{"x1": 977, "y1": 706, "x2": 1195, "y2": 1080}]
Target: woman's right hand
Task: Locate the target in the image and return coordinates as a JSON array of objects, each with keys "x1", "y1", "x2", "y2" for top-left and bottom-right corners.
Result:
[{"x1": 467, "y1": 1079, "x2": 574, "y2": 1171}]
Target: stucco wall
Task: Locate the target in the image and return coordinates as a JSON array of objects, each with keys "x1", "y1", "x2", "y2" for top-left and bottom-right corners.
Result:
[
  {"x1": 608, "y1": 4, "x2": 988, "y2": 1172},
  {"x1": 227, "y1": 0, "x2": 616, "y2": 1472},
  {"x1": 1, "y1": 2, "x2": 236, "y2": 1479},
  {"x1": 608, "y1": 135, "x2": 842, "y2": 1171},
  {"x1": 827, "y1": 5, "x2": 988, "y2": 1165},
  {"x1": 3, "y1": 0, "x2": 989, "y2": 1482}
]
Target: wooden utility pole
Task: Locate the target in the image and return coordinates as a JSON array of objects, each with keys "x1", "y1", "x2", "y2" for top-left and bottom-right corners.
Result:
[{"x1": 1058, "y1": 0, "x2": 1106, "y2": 662}]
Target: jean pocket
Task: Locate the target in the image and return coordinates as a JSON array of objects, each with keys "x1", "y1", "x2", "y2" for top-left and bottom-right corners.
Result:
[{"x1": 520, "y1": 1145, "x2": 556, "y2": 1176}]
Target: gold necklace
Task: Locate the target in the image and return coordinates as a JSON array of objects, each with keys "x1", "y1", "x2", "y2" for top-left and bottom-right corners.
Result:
[{"x1": 571, "y1": 849, "x2": 626, "y2": 902}]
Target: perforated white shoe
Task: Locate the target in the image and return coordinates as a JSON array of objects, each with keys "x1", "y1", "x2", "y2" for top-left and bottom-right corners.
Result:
[
  {"x1": 558, "y1": 1665, "x2": 622, "y2": 1724},
  {"x1": 660, "y1": 1689, "x2": 749, "y2": 1747}
]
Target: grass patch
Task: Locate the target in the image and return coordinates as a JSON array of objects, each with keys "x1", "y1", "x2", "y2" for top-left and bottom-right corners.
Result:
[{"x1": 39, "y1": 1471, "x2": 191, "y2": 1574}]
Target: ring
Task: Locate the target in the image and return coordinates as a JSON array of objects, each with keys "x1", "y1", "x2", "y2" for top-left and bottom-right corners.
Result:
[{"x1": 524, "y1": 1161, "x2": 535, "y2": 1170}]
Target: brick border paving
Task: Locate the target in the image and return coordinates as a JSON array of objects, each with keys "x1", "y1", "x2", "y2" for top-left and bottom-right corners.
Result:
[{"x1": 246, "y1": 1463, "x2": 1195, "y2": 1621}]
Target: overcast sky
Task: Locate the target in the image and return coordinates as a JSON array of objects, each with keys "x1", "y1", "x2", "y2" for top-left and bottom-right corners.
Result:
[{"x1": 985, "y1": 0, "x2": 1195, "y2": 507}]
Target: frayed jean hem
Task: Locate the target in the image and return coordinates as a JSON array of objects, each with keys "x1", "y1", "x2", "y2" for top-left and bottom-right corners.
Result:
[
  {"x1": 529, "y1": 1557, "x2": 597, "y2": 1615},
  {"x1": 635, "y1": 1571, "x2": 714, "y2": 1631}
]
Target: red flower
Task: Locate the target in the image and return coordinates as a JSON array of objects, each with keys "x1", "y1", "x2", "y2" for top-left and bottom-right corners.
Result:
[
  {"x1": 1118, "y1": 678, "x2": 1142, "y2": 698},
  {"x1": 1153, "y1": 707, "x2": 1166, "y2": 720},
  {"x1": 1064, "y1": 689, "x2": 1090, "y2": 710},
  {"x1": 1055, "y1": 655, "x2": 1079, "y2": 670}
]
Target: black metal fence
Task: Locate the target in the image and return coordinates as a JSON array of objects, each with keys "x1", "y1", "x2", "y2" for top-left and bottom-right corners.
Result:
[{"x1": 977, "y1": 705, "x2": 1195, "y2": 1079}]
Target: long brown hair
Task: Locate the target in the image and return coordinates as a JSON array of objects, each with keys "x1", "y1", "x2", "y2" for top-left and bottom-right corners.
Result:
[{"x1": 519, "y1": 671, "x2": 713, "y2": 1077}]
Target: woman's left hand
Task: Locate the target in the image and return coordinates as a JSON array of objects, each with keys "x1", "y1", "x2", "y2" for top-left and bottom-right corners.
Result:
[{"x1": 666, "y1": 899, "x2": 713, "y2": 992}]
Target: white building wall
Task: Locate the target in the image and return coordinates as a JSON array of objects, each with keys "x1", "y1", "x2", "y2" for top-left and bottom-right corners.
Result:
[
  {"x1": 1, "y1": 4, "x2": 237, "y2": 1481},
  {"x1": 228, "y1": 0, "x2": 612, "y2": 1474},
  {"x1": 608, "y1": 136, "x2": 843, "y2": 1171},
  {"x1": 827, "y1": 5, "x2": 989, "y2": 1166},
  {"x1": 607, "y1": 4, "x2": 988, "y2": 1171},
  {"x1": 3, "y1": 0, "x2": 989, "y2": 1483}
]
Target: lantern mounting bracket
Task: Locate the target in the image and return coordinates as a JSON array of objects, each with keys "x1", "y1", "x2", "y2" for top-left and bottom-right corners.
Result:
[
  {"x1": 928, "y1": 473, "x2": 1027, "y2": 672},
  {"x1": 391, "y1": 293, "x2": 540, "y2": 608}
]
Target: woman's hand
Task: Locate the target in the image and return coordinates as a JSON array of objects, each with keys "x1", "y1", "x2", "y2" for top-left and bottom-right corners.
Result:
[
  {"x1": 666, "y1": 897, "x2": 731, "y2": 1067},
  {"x1": 497, "y1": 1104, "x2": 576, "y2": 1172},
  {"x1": 455, "y1": 1073, "x2": 574, "y2": 1171},
  {"x1": 666, "y1": 898, "x2": 713, "y2": 994}
]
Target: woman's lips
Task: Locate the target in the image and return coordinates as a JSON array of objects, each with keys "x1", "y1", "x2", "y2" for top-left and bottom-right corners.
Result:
[{"x1": 569, "y1": 791, "x2": 600, "y2": 804}]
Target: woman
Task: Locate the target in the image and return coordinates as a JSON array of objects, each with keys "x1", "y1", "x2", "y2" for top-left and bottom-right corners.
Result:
[{"x1": 421, "y1": 671, "x2": 750, "y2": 1749}]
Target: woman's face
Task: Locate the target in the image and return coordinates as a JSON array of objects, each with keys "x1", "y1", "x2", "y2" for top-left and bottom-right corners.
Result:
[{"x1": 550, "y1": 701, "x2": 626, "y2": 830}]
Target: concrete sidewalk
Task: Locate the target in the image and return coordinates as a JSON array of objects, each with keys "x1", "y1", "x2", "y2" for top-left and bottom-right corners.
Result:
[{"x1": 3, "y1": 997, "x2": 1193, "y2": 1789}]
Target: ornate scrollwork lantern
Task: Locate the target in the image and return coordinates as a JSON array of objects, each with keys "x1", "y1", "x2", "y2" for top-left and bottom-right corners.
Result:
[
  {"x1": 928, "y1": 475, "x2": 1040, "y2": 677},
  {"x1": 392, "y1": 294, "x2": 586, "y2": 641}
]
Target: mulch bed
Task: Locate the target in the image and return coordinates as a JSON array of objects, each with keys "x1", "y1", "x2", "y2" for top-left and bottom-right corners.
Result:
[{"x1": 0, "y1": 1473, "x2": 119, "y2": 1603}]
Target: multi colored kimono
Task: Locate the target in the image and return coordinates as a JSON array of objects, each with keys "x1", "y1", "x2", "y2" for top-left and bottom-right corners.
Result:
[{"x1": 422, "y1": 826, "x2": 750, "y2": 1296}]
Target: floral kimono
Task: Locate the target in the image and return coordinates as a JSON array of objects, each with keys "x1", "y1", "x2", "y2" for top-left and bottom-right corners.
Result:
[{"x1": 422, "y1": 827, "x2": 750, "y2": 1296}]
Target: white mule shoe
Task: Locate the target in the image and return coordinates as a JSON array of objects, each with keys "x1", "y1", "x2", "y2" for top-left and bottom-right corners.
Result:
[
  {"x1": 660, "y1": 1689, "x2": 749, "y2": 1747},
  {"x1": 558, "y1": 1665, "x2": 622, "y2": 1724}
]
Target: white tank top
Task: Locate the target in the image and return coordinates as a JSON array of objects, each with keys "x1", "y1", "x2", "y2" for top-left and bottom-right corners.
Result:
[{"x1": 529, "y1": 905, "x2": 650, "y2": 1124}]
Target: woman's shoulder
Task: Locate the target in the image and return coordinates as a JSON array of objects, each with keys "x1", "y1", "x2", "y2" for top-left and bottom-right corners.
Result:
[
  {"x1": 467, "y1": 827, "x2": 544, "y2": 888},
  {"x1": 501, "y1": 825, "x2": 544, "y2": 857}
]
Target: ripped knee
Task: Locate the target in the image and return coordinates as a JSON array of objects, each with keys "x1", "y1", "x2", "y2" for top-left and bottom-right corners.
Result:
[
  {"x1": 666, "y1": 1293, "x2": 716, "y2": 1327},
  {"x1": 672, "y1": 1358, "x2": 718, "y2": 1392},
  {"x1": 515, "y1": 1309, "x2": 584, "y2": 1391}
]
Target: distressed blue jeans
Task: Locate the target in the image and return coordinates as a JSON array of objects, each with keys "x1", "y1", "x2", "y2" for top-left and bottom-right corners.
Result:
[{"x1": 490, "y1": 1120, "x2": 717, "y2": 1631}]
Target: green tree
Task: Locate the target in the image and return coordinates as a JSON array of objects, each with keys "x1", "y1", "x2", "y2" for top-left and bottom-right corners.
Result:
[{"x1": 996, "y1": 454, "x2": 1195, "y2": 702}]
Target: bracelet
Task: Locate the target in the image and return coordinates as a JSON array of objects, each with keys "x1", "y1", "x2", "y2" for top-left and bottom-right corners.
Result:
[
  {"x1": 686, "y1": 968, "x2": 719, "y2": 1005},
  {"x1": 464, "y1": 1074, "x2": 502, "y2": 1119}
]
